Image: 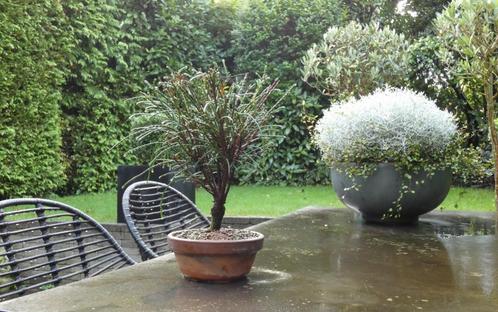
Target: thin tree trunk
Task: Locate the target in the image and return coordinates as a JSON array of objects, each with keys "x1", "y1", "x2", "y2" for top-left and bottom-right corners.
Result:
[
  {"x1": 210, "y1": 197, "x2": 226, "y2": 231},
  {"x1": 484, "y1": 78, "x2": 498, "y2": 228}
]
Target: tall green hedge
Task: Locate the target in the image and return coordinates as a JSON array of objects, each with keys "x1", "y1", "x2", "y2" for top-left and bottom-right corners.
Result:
[
  {"x1": 0, "y1": 1, "x2": 67, "y2": 199},
  {"x1": 231, "y1": 0, "x2": 344, "y2": 185},
  {"x1": 59, "y1": 0, "x2": 237, "y2": 194},
  {"x1": 121, "y1": 0, "x2": 236, "y2": 81},
  {"x1": 58, "y1": 0, "x2": 142, "y2": 194}
]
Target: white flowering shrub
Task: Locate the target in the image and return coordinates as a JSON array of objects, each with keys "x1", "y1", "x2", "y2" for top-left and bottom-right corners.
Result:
[{"x1": 315, "y1": 88, "x2": 458, "y2": 166}]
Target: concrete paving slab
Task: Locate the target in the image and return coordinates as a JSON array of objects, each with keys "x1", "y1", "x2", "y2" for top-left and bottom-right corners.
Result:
[{"x1": 1, "y1": 208, "x2": 497, "y2": 312}]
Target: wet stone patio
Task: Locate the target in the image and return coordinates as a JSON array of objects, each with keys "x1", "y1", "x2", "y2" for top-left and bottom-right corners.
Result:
[{"x1": 1, "y1": 207, "x2": 497, "y2": 312}]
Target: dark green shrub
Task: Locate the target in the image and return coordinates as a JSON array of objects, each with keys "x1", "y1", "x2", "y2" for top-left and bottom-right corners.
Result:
[
  {"x1": 389, "y1": 0, "x2": 452, "y2": 37},
  {"x1": 236, "y1": 89, "x2": 330, "y2": 185},
  {"x1": 449, "y1": 146, "x2": 493, "y2": 187},
  {"x1": 0, "y1": 1, "x2": 67, "y2": 199},
  {"x1": 59, "y1": 0, "x2": 141, "y2": 194},
  {"x1": 339, "y1": 0, "x2": 397, "y2": 25},
  {"x1": 231, "y1": 0, "x2": 344, "y2": 185},
  {"x1": 58, "y1": 0, "x2": 237, "y2": 194},
  {"x1": 121, "y1": 0, "x2": 236, "y2": 82},
  {"x1": 339, "y1": 0, "x2": 452, "y2": 38}
]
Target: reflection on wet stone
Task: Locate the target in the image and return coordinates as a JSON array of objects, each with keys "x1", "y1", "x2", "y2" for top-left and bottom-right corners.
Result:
[
  {"x1": 1, "y1": 208, "x2": 497, "y2": 312},
  {"x1": 253, "y1": 208, "x2": 497, "y2": 311}
]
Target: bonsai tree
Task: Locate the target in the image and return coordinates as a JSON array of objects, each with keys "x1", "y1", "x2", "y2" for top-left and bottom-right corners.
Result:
[
  {"x1": 130, "y1": 68, "x2": 279, "y2": 231},
  {"x1": 435, "y1": 0, "x2": 497, "y2": 220}
]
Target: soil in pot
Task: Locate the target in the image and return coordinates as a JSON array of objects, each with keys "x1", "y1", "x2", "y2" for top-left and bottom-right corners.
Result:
[
  {"x1": 173, "y1": 228, "x2": 260, "y2": 240},
  {"x1": 167, "y1": 228, "x2": 264, "y2": 283}
]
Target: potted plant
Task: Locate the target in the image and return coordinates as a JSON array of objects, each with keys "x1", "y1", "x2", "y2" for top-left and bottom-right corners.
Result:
[
  {"x1": 130, "y1": 67, "x2": 279, "y2": 281},
  {"x1": 313, "y1": 88, "x2": 459, "y2": 224}
]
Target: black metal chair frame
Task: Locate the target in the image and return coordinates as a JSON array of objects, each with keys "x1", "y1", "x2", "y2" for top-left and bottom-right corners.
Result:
[
  {"x1": 0, "y1": 198, "x2": 136, "y2": 300},
  {"x1": 122, "y1": 181, "x2": 210, "y2": 260}
]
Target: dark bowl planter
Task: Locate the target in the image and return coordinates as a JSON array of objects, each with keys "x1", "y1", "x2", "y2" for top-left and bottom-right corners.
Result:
[
  {"x1": 167, "y1": 230, "x2": 264, "y2": 282},
  {"x1": 331, "y1": 163, "x2": 452, "y2": 224}
]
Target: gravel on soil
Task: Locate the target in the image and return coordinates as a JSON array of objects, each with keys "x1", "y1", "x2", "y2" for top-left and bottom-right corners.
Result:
[{"x1": 172, "y1": 228, "x2": 260, "y2": 241}]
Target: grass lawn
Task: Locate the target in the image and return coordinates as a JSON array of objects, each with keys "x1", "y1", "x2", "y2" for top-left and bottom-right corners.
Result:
[{"x1": 50, "y1": 186, "x2": 495, "y2": 223}]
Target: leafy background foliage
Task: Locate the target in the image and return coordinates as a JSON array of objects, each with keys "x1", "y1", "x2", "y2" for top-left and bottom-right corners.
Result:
[
  {"x1": 0, "y1": 1, "x2": 67, "y2": 199},
  {"x1": 408, "y1": 36, "x2": 487, "y2": 147},
  {"x1": 0, "y1": 0, "x2": 493, "y2": 198},
  {"x1": 434, "y1": 0, "x2": 498, "y2": 187},
  {"x1": 302, "y1": 21, "x2": 411, "y2": 101},
  {"x1": 120, "y1": 0, "x2": 235, "y2": 81},
  {"x1": 231, "y1": 0, "x2": 344, "y2": 185},
  {"x1": 60, "y1": 0, "x2": 140, "y2": 194}
]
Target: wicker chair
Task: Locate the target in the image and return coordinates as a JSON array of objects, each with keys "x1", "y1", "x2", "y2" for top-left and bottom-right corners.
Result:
[
  {"x1": 122, "y1": 181, "x2": 210, "y2": 260},
  {"x1": 0, "y1": 198, "x2": 136, "y2": 301}
]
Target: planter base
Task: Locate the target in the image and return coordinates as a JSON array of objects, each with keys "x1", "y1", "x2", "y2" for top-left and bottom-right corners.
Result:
[
  {"x1": 331, "y1": 163, "x2": 452, "y2": 225},
  {"x1": 362, "y1": 215, "x2": 419, "y2": 226},
  {"x1": 184, "y1": 275, "x2": 248, "y2": 284}
]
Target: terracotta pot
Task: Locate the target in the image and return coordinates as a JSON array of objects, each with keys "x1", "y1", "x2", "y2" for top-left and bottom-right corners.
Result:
[{"x1": 167, "y1": 230, "x2": 264, "y2": 282}]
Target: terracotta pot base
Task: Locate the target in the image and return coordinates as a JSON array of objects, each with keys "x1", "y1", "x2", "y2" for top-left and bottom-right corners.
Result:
[
  {"x1": 184, "y1": 274, "x2": 248, "y2": 284},
  {"x1": 167, "y1": 230, "x2": 264, "y2": 282}
]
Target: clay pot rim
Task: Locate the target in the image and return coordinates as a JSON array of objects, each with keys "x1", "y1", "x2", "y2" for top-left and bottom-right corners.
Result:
[{"x1": 167, "y1": 229, "x2": 264, "y2": 244}]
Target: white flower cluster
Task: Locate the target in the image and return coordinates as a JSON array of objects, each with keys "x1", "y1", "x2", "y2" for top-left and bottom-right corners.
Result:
[{"x1": 314, "y1": 88, "x2": 458, "y2": 164}]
